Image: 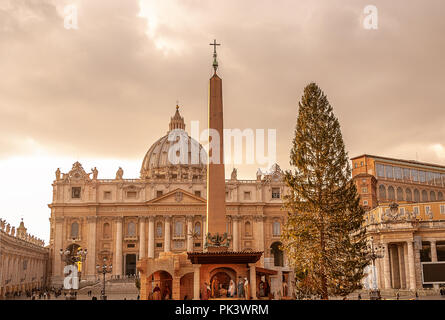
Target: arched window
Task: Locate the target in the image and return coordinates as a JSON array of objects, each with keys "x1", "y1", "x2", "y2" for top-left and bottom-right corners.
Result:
[
  {"x1": 397, "y1": 187, "x2": 404, "y2": 201},
  {"x1": 414, "y1": 189, "x2": 420, "y2": 202},
  {"x1": 103, "y1": 223, "x2": 111, "y2": 239},
  {"x1": 70, "y1": 222, "x2": 79, "y2": 239},
  {"x1": 379, "y1": 185, "x2": 386, "y2": 199},
  {"x1": 271, "y1": 242, "x2": 283, "y2": 267},
  {"x1": 127, "y1": 222, "x2": 136, "y2": 237},
  {"x1": 406, "y1": 189, "x2": 412, "y2": 202},
  {"x1": 273, "y1": 221, "x2": 281, "y2": 236},
  {"x1": 245, "y1": 221, "x2": 252, "y2": 236},
  {"x1": 430, "y1": 191, "x2": 436, "y2": 201},
  {"x1": 422, "y1": 190, "x2": 428, "y2": 202},
  {"x1": 388, "y1": 186, "x2": 395, "y2": 201},
  {"x1": 156, "y1": 222, "x2": 163, "y2": 238},
  {"x1": 174, "y1": 221, "x2": 183, "y2": 237},
  {"x1": 438, "y1": 192, "x2": 444, "y2": 201},
  {"x1": 194, "y1": 222, "x2": 201, "y2": 236}
]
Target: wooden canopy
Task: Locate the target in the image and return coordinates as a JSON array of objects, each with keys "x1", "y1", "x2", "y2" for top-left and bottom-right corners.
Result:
[{"x1": 187, "y1": 251, "x2": 263, "y2": 264}]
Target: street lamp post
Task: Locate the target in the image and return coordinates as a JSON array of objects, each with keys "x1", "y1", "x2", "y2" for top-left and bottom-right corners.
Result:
[
  {"x1": 367, "y1": 237, "x2": 384, "y2": 300},
  {"x1": 59, "y1": 246, "x2": 87, "y2": 300},
  {"x1": 96, "y1": 258, "x2": 112, "y2": 300}
]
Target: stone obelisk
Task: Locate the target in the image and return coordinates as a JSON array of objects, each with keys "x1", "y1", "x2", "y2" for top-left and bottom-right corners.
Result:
[{"x1": 206, "y1": 40, "x2": 228, "y2": 249}]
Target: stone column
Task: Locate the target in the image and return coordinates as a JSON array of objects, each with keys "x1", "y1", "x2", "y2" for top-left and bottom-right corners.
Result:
[
  {"x1": 202, "y1": 216, "x2": 207, "y2": 251},
  {"x1": 86, "y1": 216, "x2": 97, "y2": 280},
  {"x1": 193, "y1": 264, "x2": 201, "y2": 300},
  {"x1": 139, "y1": 217, "x2": 146, "y2": 259},
  {"x1": 54, "y1": 217, "x2": 64, "y2": 279},
  {"x1": 232, "y1": 216, "x2": 239, "y2": 251},
  {"x1": 407, "y1": 241, "x2": 416, "y2": 291},
  {"x1": 249, "y1": 263, "x2": 257, "y2": 299},
  {"x1": 430, "y1": 240, "x2": 439, "y2": 290},
  {"x1": 114, "y1": 217, "x2": 123, "y2": 277},
  {"x1": 255, "y1": 216, "x2": 264, "y2": 264},
  {"x1": 383, "y1": 243, "x2": 391, "y2": 289},
  {"x1": 187, "y1": 216, "x2": 193, "y2": 252},
  {"x1": 397, "y1": 244, "x2": 406, "y2": 289},
  {"x1": 148, "y1": 216, "x2": 155, "y2": 258},
  {"x1": 164, "y1": 216, "x2": 171, "y2": 252}
]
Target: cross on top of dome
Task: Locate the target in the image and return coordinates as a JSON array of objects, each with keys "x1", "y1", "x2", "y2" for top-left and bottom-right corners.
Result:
[{"x1": 169, "y1": 104, "x2": 185, "y2": 131}]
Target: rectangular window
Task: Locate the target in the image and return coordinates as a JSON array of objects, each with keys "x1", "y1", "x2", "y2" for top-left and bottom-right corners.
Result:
[
  {"x1": 194, "y1": 191, "x2": 201, "y2": 197},
  {"x1": 399, "y1": 207, "x2": 405, "y2": 215},
  {"x1": 440, "y1": 205, "x2": 445, "y2": 215},
  {"x1": 272, "y1": 188, "x2": 281, "y2": 199},
  {"x1": 385, "y1": 165, "x2": 393, "y2": 179},
  {"x1": 394, "y1": 167, "x2": 402, "y2": 180},
  {"x1": 376, "y1": 163, "x2": 385, "y2": 177},
  {"x1": 425, "y1": 206, "x2": 431, "y2": 214},
  {"x1": 194, "y1": 242, "x2": 201, "y2": 247},
  {"x1": 362, "y1": 187, "x2": 368, "y2": 193},
  {"x1": 403, "y1": 168, "x2": 411, "y2": 180},
  {"x1": 411, "y1": 169, "x2": 419, "y2": 182},
  {"x1": 127, "y1": 244, "x2": 135, "y2": 248},
  {"x1": 244, "y1": 191, "x2": 251, "y2": 200},
  {"x1": 413, "y1": 206, "x2": 420, "y2": 216},
  {"x1": 126, "y1": 191, "x2": 137, "y2": 198},
  {"x1": 363, "y1": 200, "x2": 368, "y2": 206},
  {"x1": 156, "y1": 190, "x2": 163, "y2": 197},
  {"x1": 225, "y1": 191, "x2": 229, "y2": 199},
  {"x1": 156, "y1": 242, "x2": 163, "y2": 248},
  {"x1": 419, "y1": 171, "x2": 426, "y2": 183},
  {"x1": 427, "y1": 172, "x2": 434, "y2": 185},
  {"x1": 174, "y1": 221, "x2": 183, "y2": 236},
  {"x1": 71, "y1": 187, "x2": 81, "y2": 199},
  {"x1": 434, "y1": 172, "x2": 442, "y2": 186},
  {"x1": 442, "y1": 174, "x2": 445, "y2": 187},
  {"x1": 104, "y1": 191, "x2": 111, "y2": 200}
]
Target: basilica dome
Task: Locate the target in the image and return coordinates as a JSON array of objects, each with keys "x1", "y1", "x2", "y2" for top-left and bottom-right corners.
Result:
[{"x1": 140, "y1": 106, "x2": 207, "y2": 180}]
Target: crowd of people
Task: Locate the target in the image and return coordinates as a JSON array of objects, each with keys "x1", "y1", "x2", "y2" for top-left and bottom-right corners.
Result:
[{"x1": 200, "y1": 276, "x2": 273, "y2": 300}]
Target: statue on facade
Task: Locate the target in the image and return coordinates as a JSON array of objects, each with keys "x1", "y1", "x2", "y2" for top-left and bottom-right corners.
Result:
[
  {"x1": 91, "y1": 167, "x2": 98, "y2": 180},
  {"x1": 116, "y1": 167, "x2": 124, "y2": 180},
  {"x1": 55, "y1": 168, "x2": 61, "y2": 181},
  {"x1": 6, "y1": 223, "x2": 10, "y2": 233},
  {"x1": 231, "y1": 168, "x2": 237, "y2": 180},
  {"x1": 256, "y1": 168, "x2": 262, "y2": 181},
  {"x1": 10, "y1": 227, "x2": 15, "y2": 237}
]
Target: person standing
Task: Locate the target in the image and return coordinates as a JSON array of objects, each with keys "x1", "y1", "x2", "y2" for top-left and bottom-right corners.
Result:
[
  {"x1": 244, "y1": 278, "x2": 250, "y2": 300},
  {"x1": 228, "y1": 280, "x2": 235, "y2": 297},
  {"x1": 237, "y1": 278, "x2": 245, "y2": 298}
]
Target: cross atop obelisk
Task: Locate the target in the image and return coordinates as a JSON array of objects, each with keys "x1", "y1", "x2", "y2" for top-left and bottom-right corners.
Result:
[{"x1": 209, "y1": 39, "x2": 221, "y2": 73}]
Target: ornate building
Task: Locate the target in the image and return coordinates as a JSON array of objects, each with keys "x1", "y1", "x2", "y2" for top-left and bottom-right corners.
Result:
[
  {"x1": 352, "y1": 154, "x2": 445, "y2": 209},
  {"x1": 0, "y1": 219, "x2": 48, "y2": 299},
  {"x1": 48, "y1": 106, "x2": 293, "y2": 297},
  {"x1": 353, "y1": 155, "x2": 445, "y2": 292}
]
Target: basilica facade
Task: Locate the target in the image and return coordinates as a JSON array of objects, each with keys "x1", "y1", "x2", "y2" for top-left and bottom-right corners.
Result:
[{"x1": 48, "y1": 107, "x2": 293, "y2": 297}]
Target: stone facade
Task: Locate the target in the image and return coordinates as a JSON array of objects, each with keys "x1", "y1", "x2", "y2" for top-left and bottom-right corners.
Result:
[
  {"x1": 0, "y1": 219, "x2": 48, "y2": 299},
  {"x1": 362, "y1": 199, "x2": 445, "y2": 291},
  {"x1": 352, "y1": 154, "x2": 445, "y2": 209},
  {"x1": 48, "y1": 108, "x2": 293, "y2": 297}
]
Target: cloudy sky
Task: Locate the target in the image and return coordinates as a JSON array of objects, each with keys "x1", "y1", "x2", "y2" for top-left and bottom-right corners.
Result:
[{"x1": 1, "y1": 0, "x2": 444, "y2": 243}]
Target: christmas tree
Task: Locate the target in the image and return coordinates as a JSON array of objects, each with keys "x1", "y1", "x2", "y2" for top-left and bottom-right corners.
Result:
[{"x1": 282, "y1": 83, "x2": 370, "y2": 299}]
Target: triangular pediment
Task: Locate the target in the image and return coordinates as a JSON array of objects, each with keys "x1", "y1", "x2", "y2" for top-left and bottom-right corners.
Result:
[{"x1": 147, "y1": 188, "x2": 206, "y2": 204}]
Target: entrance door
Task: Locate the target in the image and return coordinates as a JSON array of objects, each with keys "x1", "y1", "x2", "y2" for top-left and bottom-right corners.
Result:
[{"x1": 125, "y1": 254, "x2": 136, "y2": 276}]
